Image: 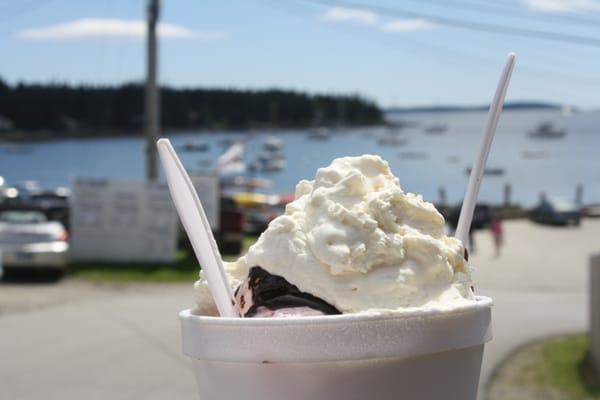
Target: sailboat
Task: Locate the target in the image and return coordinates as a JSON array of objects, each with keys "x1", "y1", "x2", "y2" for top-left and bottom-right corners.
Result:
[{"x1": 528, "y1": 122, "x2": 566, "y2": 139}]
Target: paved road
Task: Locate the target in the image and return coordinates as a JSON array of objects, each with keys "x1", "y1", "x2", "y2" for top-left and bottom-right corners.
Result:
[
  {"x1": 0, "y1": 282, "x2": 197, "y2": 399},
  {"x1": 1, "y1": 219, "x2": 598, "y2": 399},
  {"x1": 471, "y1": 219, "x2": 595, "y2": 398}
]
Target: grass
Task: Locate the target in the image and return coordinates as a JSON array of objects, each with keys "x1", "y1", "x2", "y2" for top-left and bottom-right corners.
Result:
[
  {"x1": 68, "y1": 249, "x2": 199, "y2": 282},
  {"x1": 68, "y1": 236, "x2": 257, "y2": 283},
  {"x1": 489, "y1": 333, "x2": 600, "y2": 399},
  {"x1": 535, "y1": 334, "x2": 600, "y2": 397}
]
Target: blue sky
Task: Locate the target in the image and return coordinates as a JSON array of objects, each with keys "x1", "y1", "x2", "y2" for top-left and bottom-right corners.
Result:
[{"x1": 1, "y1": 0, "x2": 600, "y2": 108}]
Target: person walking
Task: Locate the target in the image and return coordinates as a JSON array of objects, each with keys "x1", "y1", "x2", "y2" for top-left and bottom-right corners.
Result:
[{"x1": 490, "y1": 217, "x2": 503, "y2": 257}]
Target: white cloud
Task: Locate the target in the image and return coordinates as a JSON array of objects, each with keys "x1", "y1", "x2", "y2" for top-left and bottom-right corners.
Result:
[
  {"x1": 16, "y1": 18, "x2": 223, "y2": 41},
  {"x1": 319, "y1": 7, "x2": 434, "y2": 34},
  {"x1": 523, "y1": 0, "x2": 600, "y2": 12},
  {"x1": 380, "y1": 19, "x2": 435, "y2": 32},
  {"x1": 320, "y1": 6, "x2": 378, "y2": 25}
]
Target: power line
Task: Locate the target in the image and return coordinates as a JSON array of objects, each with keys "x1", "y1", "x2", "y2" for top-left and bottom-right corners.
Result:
[
  {"x1": 279, "y1": 0, "x2": 600, "y2": 86},
  {"x1": 299, "y1": 0, "x2": 600, "y2": 48},
  {"x1": 261, "y1": 0, "x2": 600, "y2": 99},
  {"x1": 267, "y1": 0, "x2": 600, "y2": 89},
  {"x1": 259, "y1": 0, "x2": 498, "y2": 73},
  {"x1": 416, "y1": 0, "x2": 600, "y2": 28},
  {"x1": 454, "y1": 0, "x2": 600, "y2": 17}
]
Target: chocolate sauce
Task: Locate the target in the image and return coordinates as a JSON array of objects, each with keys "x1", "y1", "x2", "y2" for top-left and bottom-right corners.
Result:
[{"x1": 242, "y1": 266, "x2": 341, "y2": 317}]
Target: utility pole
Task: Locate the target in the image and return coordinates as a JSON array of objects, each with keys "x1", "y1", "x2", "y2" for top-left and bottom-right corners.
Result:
[{"x1": 145, "y1": 0, "x2": 160, "y2": 181}]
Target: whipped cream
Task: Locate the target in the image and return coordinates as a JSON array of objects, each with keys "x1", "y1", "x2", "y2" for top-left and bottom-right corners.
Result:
[{"x1": 195, "y1": 155, "x2": 474, "y2": 315}]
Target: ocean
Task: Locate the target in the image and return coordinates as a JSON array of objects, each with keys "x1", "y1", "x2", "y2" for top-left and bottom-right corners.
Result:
[{"x1": 1, "y1": 109, "x2": 599, "y2": 207}]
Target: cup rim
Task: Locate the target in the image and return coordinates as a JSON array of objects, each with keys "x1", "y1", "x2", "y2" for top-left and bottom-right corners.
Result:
[
  {"x1": 179, "y1": 295, "x2": 493, "y2": 363},
  {"x1": 179, "y1": 295, "x2": 492, "y2": 325}
]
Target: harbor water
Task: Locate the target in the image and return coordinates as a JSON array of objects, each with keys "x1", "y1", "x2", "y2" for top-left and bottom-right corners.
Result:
[{"x1": 1, "y1": 109, "x2": 599, "y2": 207}]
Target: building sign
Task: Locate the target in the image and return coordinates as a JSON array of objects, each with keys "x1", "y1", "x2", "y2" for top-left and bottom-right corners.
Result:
[{"x1": 70, "y1": 178, "x2": 178, "y2": 262}]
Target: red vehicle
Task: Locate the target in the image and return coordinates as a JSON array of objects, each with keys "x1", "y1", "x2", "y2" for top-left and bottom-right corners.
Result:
[
  {"x1": 216, "y1": 197, "x2": 245, "y2": 255},
  {"x1": 178, "y1": 196, "x2": 245, "y2": 256}
]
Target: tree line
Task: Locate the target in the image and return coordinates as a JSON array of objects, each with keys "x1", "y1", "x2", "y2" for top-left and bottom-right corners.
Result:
[{"x1": 0, "y1": 79, "x2": 383, "y2": 135}]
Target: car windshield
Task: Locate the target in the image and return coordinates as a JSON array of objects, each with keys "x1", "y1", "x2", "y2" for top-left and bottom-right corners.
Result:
[
  {"x1": 0, "y1": 210, "x2": 47, "y2": 223},
  {"x1": 548, "y1": 198, "x2": 576, "y2": 212}
]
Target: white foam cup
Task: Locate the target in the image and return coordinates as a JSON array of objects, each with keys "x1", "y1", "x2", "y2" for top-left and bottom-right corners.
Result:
[{"x1": 180, "y1": 296, "x2": 492, "y2": 400}]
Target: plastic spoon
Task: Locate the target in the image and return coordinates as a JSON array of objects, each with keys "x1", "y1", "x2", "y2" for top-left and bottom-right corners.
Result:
[
  {"x1": 157, "y1": 138, "x2": 239, "y2": 317},
  {"x1": 455, "y1": 53, "x2": 516, "y2": 250}
]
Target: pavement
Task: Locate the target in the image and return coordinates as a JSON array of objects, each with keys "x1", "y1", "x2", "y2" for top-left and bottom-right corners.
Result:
[
  {"x1": 471, "y1": 219, "x2": 595, "y2": 398},
  {"x1": 0, "y1": 282, "x2": 196, "y2": 399},
  {"x1": 1, "y1": 219, "x2": 599, "y2": 400}
]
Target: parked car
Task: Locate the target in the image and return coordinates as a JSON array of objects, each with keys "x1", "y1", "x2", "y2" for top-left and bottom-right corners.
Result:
[
  {"x1": 228, "y1": 192, "x2": 282, "y2": 236},
  {"x1": 243, "y1": 205, "x2": 283, "y2": 236},
  {"x1": 530, "y1": 198, "x2": 581, "y2": 226},
  {"x1": 583, "y1": 204, "x2": 600, "y2": 219},
  {"x1": 29, "y1": 190, "x2": 70, "y2": 230},
  {"x1": 0, "y1": 208, "x2": 69, "y2": 276},
  {"x1": 177, "y1": 196, "x2": 245, "y2": 256},
  {"x1": 216, "y1": 197, "x2": 245, "y2": 255},
  {"x1": 1, "y1": 184, "x2": 70, "y2": 230},
  {"x1": 446, "y1": 203, "x2": 494, "y2": 231}
]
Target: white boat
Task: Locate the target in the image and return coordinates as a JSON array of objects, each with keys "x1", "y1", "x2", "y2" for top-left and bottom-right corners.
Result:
[
  {"x1": 424, "y1": 124, "x2": 448, "y2": 134},
  {"x1": 307, "y1": 128, "x2": 331, "y2": 140},
  {"x1": 522, "y1": 151, "x2": 550, "y2": 160},
  {"x1": 377, "y1": 135, "x2": 407, "y2": 146},
  {"x1": 181, "y1": 140, "x2": 209, "y2": 152},
  {"x1": 258, "y1": 150, "x2": 284, "y2": 162},
  {"x1": 217, "y1": 141, "x2": 245, "y2": 175},
  {"x1": 250, "y1": 149, "x2": 286, "y2": 173},
  {"x1": 398, "y1": 152, "x2": 428, "y2": 160},
  {"x1": 262, "y1": 159, "x2": 285, "y2": 172},
  {"x1": 528, "y1": 122, "x2": 566, "y2": 139},
  {"x1": 386, "y1": 120, "x2": 414, "y2": 129},
  {"x1": 561, "y1": 105, "x2": 575, "y2": 117},
  {"x1": 249, "y1": 158, "x2": 285, "y2": 173},
  {"x1": 465, "y1": 167, "x2": 505, "y2": 176},
  {"x1": 263, "y1": 136, "x2": 282, "y2": 151}
]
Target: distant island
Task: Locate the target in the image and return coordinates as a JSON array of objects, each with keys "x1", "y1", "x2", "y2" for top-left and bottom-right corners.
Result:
[
  {"x1": 0, "y1": 79, "x2": 383, "y2": 141},
  {"x1": 387, "y1": 101, "x2": 565, "y2": 114}
]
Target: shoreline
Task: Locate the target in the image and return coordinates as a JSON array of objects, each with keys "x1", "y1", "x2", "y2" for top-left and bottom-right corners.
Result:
[{"x1": 0, "y1": 122, "x2": 384, "y2": 144}]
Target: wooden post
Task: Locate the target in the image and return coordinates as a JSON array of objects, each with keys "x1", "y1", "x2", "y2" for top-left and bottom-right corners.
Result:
[
  {"x1": 145, "y1": 0, "x2": 160, "y2": 182},
  {"x1": 503, "y1": 183, "x2": 511, "y2": 207},
  {"x1": 438, "y1": 186, "x2": 447, "y2": 207},
  {"x1": 576, "y1": 184, "x2": 584, "y2": 206},
  {"x1": 590, "y1": 254, "x2": 600, "y2": 375}
]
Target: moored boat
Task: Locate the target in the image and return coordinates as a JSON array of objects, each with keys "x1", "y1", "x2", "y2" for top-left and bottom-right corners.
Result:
[{"x1": 528, "y1": 122, "x2": 566, "y2": 139}]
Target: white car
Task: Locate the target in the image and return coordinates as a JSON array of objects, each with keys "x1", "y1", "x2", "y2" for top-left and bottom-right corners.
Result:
[{"x1": 0, "y1": 209, "x2": 69, "y2": 274}]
